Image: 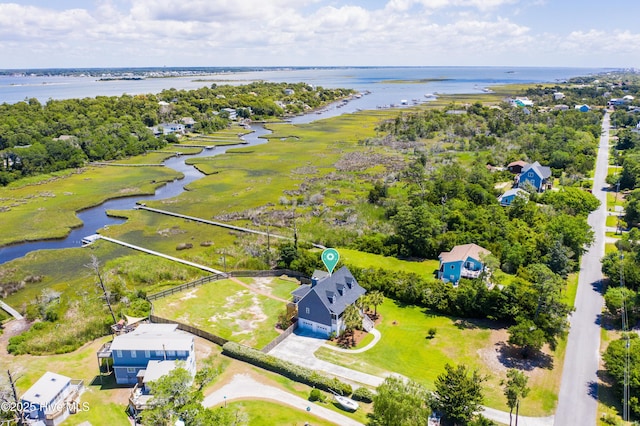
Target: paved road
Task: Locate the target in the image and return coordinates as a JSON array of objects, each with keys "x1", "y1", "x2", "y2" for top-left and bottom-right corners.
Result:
[
  {"x1": 554, "y1": 112, "x2": 610, "y2": 426},
  {"x1": 203, "y1": 374, "x2": 364, "y2": 426}
]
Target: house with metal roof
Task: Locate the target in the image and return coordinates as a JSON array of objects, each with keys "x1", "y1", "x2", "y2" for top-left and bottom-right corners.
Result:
[
  {"x1": 517, "y1": 161, "x2": 552, "y2": 192},
  {"x1": 438, "y1": 243, "x2": 491, "y2": 285},
  {"x1": 107, "y1": 323, "x2": 195, "y2": 385},
  {"x1": 292, "y1": 266, "x2": 366, "y2": 338},
  {"x1": 21, "y1": 371, "x2": 83, "y2": 426},
  {"x1": 498, "y1": 187, "x2": 529, "y2": 206}
]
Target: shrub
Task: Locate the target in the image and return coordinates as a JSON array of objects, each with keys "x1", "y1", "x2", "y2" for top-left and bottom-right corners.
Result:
[
  {"x1": 352, "y1": 387, "x2": 374, "y2": 403},
  {"x1": 309, "y1": 389, "x2": 326, "y2": 402},
  {"x1": 222, "y1": 341, "x2": 352, "y2": 395},
  {"x1": 427, "y1": 327, "x2": 437, "y2": 339}
]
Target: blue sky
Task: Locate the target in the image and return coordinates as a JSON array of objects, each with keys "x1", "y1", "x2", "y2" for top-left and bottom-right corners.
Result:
[{"x1": 0, "y1": 0, "x2": 638, "y2": 69}]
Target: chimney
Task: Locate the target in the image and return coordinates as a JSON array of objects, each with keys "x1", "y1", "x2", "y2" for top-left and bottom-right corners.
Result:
[{"x1": 311, "y1": 277, "x2": 318, "y2": 287}]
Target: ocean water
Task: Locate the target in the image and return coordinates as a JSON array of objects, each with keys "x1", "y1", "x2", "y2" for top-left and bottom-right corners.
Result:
[{"x1": 0, "y1": 66, "x2": 613, "y2": 105}]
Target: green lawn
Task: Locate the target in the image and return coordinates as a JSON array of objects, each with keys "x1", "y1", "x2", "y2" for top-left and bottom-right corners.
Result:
[
  {"x1": 315, "y1": 297, "x2": 561, "y2": 416},
  {"x1": 222, "y1": 400, "x2": 339, "y2": 426},
  {"x1": 339, "y1": 249, "x2": 440, "y2": 280},
  {"x1": 153, "y1": 277, "x2": 297, "y2": 349}
]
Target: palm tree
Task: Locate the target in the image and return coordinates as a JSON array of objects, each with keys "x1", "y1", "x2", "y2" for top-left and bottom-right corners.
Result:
[
  {"x1": 368, "y1": 290, "x2": 384, "y2": 319},
  {"x1": 342, "y1": 304, "x2": 362, "y2": 347}
]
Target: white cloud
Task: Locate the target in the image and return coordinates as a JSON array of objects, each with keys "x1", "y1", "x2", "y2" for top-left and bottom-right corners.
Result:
[{"x1": 0, "y1": 0, "x2": 637, "y2": 68}]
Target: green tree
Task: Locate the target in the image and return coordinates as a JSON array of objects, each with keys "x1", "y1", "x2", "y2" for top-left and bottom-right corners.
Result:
[
  {"x1": 370, "y1": 376, "x2": 431, "y2": 426},
  {"x1": 342, "y1": 304, "x2": 362, "y2": 346},
  {"x1": 368, "y1": 290, "x2": 385, "y2": 318},
  {"x1": 434, "y1": 363, "x2": 486, "y2": 426},
  {"x1": 139, "y1": 364, "x2": 240, "y2": 426},
  {"x1": 507, "y1": 318, "x2": 546, "y2": 358},
  {"x1": 603, "y1": 334, "x2": 640, "y2": 416},
  {"x1": 502, "y1": 369, "x2": 530, "y2": 426}
]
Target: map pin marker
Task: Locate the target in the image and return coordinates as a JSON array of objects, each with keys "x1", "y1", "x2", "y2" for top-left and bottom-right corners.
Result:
[{"x1": 321, "y1": 248, "x2": 340, "y2": 275}]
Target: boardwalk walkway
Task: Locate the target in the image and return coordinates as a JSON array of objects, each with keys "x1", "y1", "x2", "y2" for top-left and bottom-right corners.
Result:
[
  {"x1": 136, "y1": 206, "x2": 326, "y2": 249},
  {"x1": 0, "y1": 300, "x2": 23, "y2": 320}
]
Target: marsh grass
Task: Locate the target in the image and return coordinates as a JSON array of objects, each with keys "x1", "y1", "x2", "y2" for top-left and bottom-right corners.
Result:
[{"x1": 0, "y1": 165, "x2": 180, "y2": 246}]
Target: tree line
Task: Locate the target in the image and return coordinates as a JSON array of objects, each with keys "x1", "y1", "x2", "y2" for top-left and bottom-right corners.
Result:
[{"x1": 0, "y1": 82, "x2": 353, "y2": 185}]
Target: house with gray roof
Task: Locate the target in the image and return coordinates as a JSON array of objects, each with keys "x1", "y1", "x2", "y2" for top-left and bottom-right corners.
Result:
[
  {"x1": 21, "y1": 371, "x2": 83, "y2": 426},
  {"x1": 498, "y1": 187, "x2": 529, "y2": 206},
  {"x1": 292, "y1": 266, "x2": 366, "y2": 338},
  {"x1": 107, "y1": 323, "x2": 195, "y2": 385},
  {"x1": 517, "y1": 161, "x2": 552, "y2": 192}
]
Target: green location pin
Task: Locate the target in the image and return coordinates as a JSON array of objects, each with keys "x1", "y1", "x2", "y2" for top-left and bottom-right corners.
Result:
[{"x1": 322, "y1": 248, "x2": 340, "y2": 275}]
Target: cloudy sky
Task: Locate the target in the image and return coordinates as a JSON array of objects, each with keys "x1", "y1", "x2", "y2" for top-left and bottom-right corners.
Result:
[{"x1": 0, "y1": 0, "x2": 638, "y2": 69}]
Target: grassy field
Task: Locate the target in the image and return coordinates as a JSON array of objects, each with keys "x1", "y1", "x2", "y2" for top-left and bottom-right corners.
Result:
[
  {"x1": 315, "y1": 297, "x2": 563, "y2": 416},
  {"x1": 223, "y1": 400, "x2": 338, "y2": 426},
  {"x1": 339, "y1": 248, "x2": 440, "y2": 280},
  {"x1": 152, "y1": 277, "x2": 297, "y2": 349}
]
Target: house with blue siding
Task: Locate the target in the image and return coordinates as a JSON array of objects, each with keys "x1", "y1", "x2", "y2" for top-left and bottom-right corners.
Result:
[
  {"x1": 498, "y1": 188, "x2": 529, "y2": 206},
  {"x1": 108, "y1": 323, "x2": 195, "y2": 385},
  {"x1": 517, "y1": 161, "x2": 552, "y2": 192},
  {"x1": 438, "y1": 243, "x2": 491, "y2": 285},
  {"x1": 292, "y1": 266, "x2": 366, "y2": 338},
  {"x1": 21, "y1": 371, "x2": 83, "y2": 426}
]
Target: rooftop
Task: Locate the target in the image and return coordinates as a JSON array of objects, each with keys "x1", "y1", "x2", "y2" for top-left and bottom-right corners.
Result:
[
  {"x1": 21, "y1": 371, "x2": 71, "y2": 407},
  {"x1": 110, "y1": 323, "x2": 193, "y2": 352}
]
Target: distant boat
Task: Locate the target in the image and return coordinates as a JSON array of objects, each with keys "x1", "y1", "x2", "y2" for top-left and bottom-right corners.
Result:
[
  {"x1": 334, "y1": 394, "x2": 359, "y2": 411},
  {"x1": 424, "y1": 93, "x2": 437, "y2": 99}
]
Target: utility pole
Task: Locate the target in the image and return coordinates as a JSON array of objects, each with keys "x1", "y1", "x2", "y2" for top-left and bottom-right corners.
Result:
[{"x1": 292, "y1": 207, "x2": 298, "y2": 250}]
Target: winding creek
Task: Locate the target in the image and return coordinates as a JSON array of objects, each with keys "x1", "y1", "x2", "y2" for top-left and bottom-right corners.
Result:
[{"x1": 0, "y1": 125, "x2": 271, "y2": 265}]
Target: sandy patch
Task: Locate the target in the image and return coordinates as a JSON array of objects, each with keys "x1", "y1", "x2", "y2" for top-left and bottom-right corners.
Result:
[{"x1": 181, "y1": 289, "x2": 198, "y2": 300}]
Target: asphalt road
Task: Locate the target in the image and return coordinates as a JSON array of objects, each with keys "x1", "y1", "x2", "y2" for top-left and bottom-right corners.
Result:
[{"x1": 554, "y1": 112, "x2": 610, "y2": 426}]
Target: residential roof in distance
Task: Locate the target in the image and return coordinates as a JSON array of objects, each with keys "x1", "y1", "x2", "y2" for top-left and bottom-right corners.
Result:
[
  {"x1": 439, "y1": 243, "x2": 490, "y2": 263},
  {"x1": 521, "y1": 161, "x2": 552, "y2": 179}
]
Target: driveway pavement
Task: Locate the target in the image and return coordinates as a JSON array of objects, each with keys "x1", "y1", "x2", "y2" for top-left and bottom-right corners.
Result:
[
  {"x1": 267, "y1": 330, "x2": 385, "y2": 388},
  {"x1": 203, "y1": 374, "x2": 364, "y2": 426}
]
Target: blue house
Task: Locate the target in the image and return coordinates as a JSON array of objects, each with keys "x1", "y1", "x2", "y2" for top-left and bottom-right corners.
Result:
[
  {"x1": 498, "y1": 188, "x2": 529, "y2": 206},
  {"x1": 107, "y1": 323, "x2": 195, "y2": 385},
  {"x1": 292, "y1": 266, "x2": 366, "y2": 338},
  {"x1": 438, "y1": 243, "x2": 491, "y2": 285},
  {"x1": 575, "y1": 104, "x2": 590, "y2": 112},
  {"x1": 21, "y1": 371, "x2": 83, "y2": 426},
  {"x1": 517, "y1": 161, "x2": 552, "y2": 192}
]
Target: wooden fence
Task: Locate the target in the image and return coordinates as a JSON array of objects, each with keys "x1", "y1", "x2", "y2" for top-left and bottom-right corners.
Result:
[
  {"x1": 149, "y1": 314, "x2": 229, "y2": 347},
  {"x1": 261, "y1": 320, "x2": 298, "y2": 353},
  {"x1": 146, "y1": 274, "x2": 226, "y2": 301},
  {"x1": 147, "y1": 269, "x2": 311, "y2": 302}
]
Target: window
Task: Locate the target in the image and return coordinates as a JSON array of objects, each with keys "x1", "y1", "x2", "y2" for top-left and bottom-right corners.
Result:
[
  {"x1": 528, "y1": 172, "x2": 533, "y2": 177},
  {"x1": 450, "y1": 265, "x2": 455, "y2": 270},
  {"x1": 130, "y1": 350, "x2": 136, "y2": 358},
  {"x1": 167, "y1": 350, "x2": 175, "y2": 357},
  {"x1": 177, "y1": 351, "x2": 186, "y2": 357},
  {"x1": 305, "y1": 307, "x2": 310, "y2": 315},
  {"x1": 116, "y1": 350, "x2": 122, "y2": 358},
  {"x1": 145, "y1": 350, "x2": 150, "y2": 358},
  {"x1": 156, "y1": 350, "x2": 164, "y2": 357},
  {"x1": 126, "y1": 368, "x2": 136, "y2": 373}
]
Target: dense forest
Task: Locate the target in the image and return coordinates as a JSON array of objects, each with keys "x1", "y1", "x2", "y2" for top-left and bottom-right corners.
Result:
[{"x1": 0, "y1": 82, "x2": 353, "y2": 185}]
